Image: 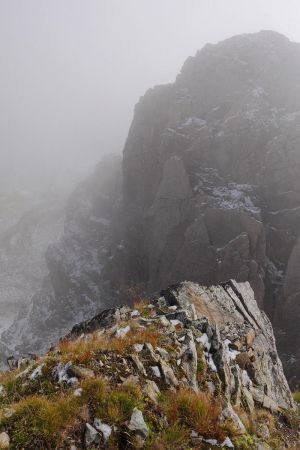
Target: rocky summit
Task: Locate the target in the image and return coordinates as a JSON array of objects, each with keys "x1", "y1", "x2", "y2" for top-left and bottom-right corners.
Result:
[
  {"x1": 0, "y1": 281, "x2": 299, "y2": 449},
  {"x1": 2, "y1": 30, "x2": 300, "y2": 389}
]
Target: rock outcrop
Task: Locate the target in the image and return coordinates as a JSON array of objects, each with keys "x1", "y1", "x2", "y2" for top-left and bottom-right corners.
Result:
[
  {"x1": 0, "y1": 281, "x2": 298, "y2": 449},
  {"x1": 68, "y1": 280, "x2": 294, "y2": 413}
]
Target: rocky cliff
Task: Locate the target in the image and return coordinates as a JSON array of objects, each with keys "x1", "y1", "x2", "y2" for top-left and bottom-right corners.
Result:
[
  {"x1": 0, "y1": 281, "x2": 298, "y2": 449},
  {"x1": 109, "y1": 30, "x2": 300, "y2": 386},
  {"x1": 3, "y1": 30, "x2": 300, "y2": 387}
]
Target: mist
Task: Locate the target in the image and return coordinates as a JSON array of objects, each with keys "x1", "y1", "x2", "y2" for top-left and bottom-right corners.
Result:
[{"x1": 1, "y1": 0, "x2": 300, "y2": 197}]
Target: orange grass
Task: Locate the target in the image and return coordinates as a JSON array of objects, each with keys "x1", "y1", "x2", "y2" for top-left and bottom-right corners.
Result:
[
  {"x1": 162, "y1": 388, "x2": 225, "y2": 440},
  {"x1": 58, "y1": 326, "x2": 161, "y2": 362}
]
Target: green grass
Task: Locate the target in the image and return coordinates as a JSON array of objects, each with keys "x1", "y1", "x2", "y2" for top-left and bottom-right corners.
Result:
[
  {"x1": 1, "y1": 394, "x2": 80, "y2": 449},
  {"x1": 293, "y1": 391, "x2": 300, "y2": 404}
]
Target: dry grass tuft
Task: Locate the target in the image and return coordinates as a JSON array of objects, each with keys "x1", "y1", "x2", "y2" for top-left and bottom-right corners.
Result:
[
  {"x1": 162, "y1": 388, "x2": 225, "y2": 440},
  {"x1": 146, "y1": 423, "x2": 190, "y2": 450},
  {"x1": 1, "y1": 393, "x2": 80, "y2": 449}
]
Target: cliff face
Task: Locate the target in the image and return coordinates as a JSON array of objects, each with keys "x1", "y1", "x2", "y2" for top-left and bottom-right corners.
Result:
[
  {"x1": 109, "y1": 31, "x2": 300, "y2": 385},
  {"x1": 0, "y1": 281, "x2": 298, "y2": 449},
  {"x1": 4, "y1": 31, "x2": 300, "y2": 386}
]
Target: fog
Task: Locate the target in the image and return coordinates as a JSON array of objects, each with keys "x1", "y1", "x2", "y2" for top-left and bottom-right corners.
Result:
[{"x1": 1, "y1": 0, "x2": 300, "y2": 196}]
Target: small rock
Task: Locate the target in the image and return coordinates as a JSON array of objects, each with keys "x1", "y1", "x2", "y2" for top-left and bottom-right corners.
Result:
[
  {"x1": 158, "y1": 316, "x2": 170, "y2": 327},
  {"x1": 143, "y1": 380, "x2": 160, "y2": 403},
  {"x1": 73, "y1": 388, "x2": 83, "y2": 397},
  {"x1": 203, "y1": 438, "x2": 218, "y2": 445},
  {"x1": 159, "y1": 359, "x2": 179, "y2": 386},
  {"x1": 262, "y1": 394, "x2": 279, "y2": 412},
  {"x1": 68, "y1": 365, "x2": 95, "y2": 380},
  {"x1": 241, "y1": 387, "x2": 255, "y2": 413},
  {"x1": 131, "y1": 310, "x2": 140, "y2": 317},
  {"x1": 133, "y1": 343, "x2": 144, "y2": 352},
  {"x1": 221, "y1": 436, "x2": 234, "y2": 448},
  {"x1": 131, "y1": 354, "x2": 147, "y2": 376},
  {"x1": 250, "y1": 386, "x2": 264, "y2": 404},
  {"x1": 0, "y1": 385, "x2": 6, "y2": 397},
  {"x1": 256, "y1": 422, "x2": 270, "y2": 440},
  {"x1": 170, "y1": 319, "x2": 182, "y2": 327},
  {"x1": 128, "y1": 408, "x2": 149, "y2": 438},
  {"x1": 143, "y1": 343, "x2": 159, "y2": 362},
  {"x1": 221, "y1": 405, "x2": 246, "y2": 433},
  {"x1": 122, "y1": 375, "x2": 140, "y2": 385},
  {"x1": 168, "y1": 305, "x2": 177, "y2": 311},
  {"x1": 3, "y1": 407, "x2": 15, "y2": 419},
  {"x1": 0, "y1": 432, "x2": 10, "y2": 448},
  {"x1": 156, "y1": 347, "x2": 170, "y2": 361},
  {"x1": 94, "y1": 418, "x2": 112, "y2": 441},
  {"x1": 156, "y1": 297, "x2": 166, "y2": 308},
  {"x1": 180, "y1": 330, "x2": 198, "y2": 391},
  {"x1": 85, "y1": 423, "x2": 100, "y2": 447}
]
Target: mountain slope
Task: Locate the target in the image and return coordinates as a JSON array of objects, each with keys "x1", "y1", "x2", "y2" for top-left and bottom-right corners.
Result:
[
  {"x1": 0, "y1": 281, "x2": 298, "y2": 449},
  {"x1": 4, "y1": 30, "x2": 300, "y2": 386}
]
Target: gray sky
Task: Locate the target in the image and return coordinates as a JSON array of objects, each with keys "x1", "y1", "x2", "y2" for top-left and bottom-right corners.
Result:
[{"x1": 1, "y1": 0, "x2": 300, "y2": 193}]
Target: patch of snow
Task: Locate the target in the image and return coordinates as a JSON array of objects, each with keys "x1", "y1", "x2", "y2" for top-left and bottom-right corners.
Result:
[
  {"x1": 224, "y1": 339, "x2": 240, "y2": 362},
  {"x1": 197, "y1": 333, "x2": 211, "y2": 352},
  {"x1": 151, "y1": 366, "x2": 161, "y2": 377},
  {"x1": 94, "y1": 418, "x2": 112, "y2": 441},
  {"x1": 90, "y1": 216, "x2": 111, "y2": 226},
  {"x1": 252, "y1": 86, "x2": 267, "y2": 98},
  {"x1": 170, "y1": 319, "x2": 181, "y2": 326},
  {"x1": 282, "y1": 110, "x2": 300, "y2": 122},
  {"x1": 241, "y1": 370, "x2": 252, "y2": 388},
  {"x1": 29, "y1": 364, "x2": 44, "y2": 380},
  {"x1": 207, "y1": 354, "x2": 217, "y2": 372},
  {"x1": 211, "y1": 184, "x2": 260, "y2": 213},
  {"x1": 182, "y1": 117, "x2": 207, "y2": 128},
  {"x1": 53, "y1": 362, "x2": 79, "y2": 385},
  {"x1": 115, "y1": 325, "x2": 130, "y2": 338}
]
